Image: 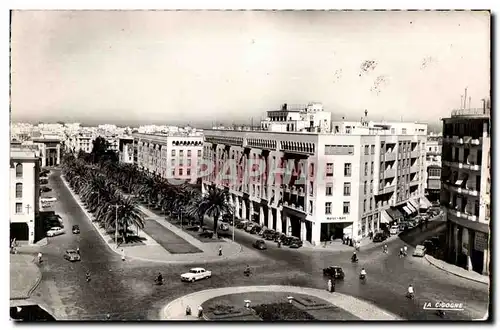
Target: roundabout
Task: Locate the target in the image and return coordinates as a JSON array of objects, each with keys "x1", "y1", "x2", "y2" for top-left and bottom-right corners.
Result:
[{"x1": 161, "y1": 285, "x2": 403, "y2": 320}]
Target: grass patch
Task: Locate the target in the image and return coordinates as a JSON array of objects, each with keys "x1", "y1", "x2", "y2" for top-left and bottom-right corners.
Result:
[{"x1": 142, "y1": 220, "x2": 202, "y2": 254}]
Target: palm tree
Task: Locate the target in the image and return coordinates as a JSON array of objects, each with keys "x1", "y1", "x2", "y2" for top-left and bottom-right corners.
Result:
[{"x1": 196, "y1": 186, "x2": 232, "y2": 233}]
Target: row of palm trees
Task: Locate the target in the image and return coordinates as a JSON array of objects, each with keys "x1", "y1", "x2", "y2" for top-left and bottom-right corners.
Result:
[{"x1": 62, "y1": 153, "x2": 233, "y2": 239}]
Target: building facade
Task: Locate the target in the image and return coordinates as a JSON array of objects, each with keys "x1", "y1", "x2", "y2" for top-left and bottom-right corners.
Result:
[
  {"x1": 202, "y1": 104, "x2": 428, "y2": 246},
  {"x1": 10, "y1": 149, "x2": 41, "y2": 244},
  {"x1": 441, "y1": 106, "x2": 491, "y2": 275},
  {"x1": 31, "y1": 138, "x2": 61, "y2": 167},
  {"x1": 118, "y1": 137, "x2": 134, "y2": 164},
  {"x1": 425, "y1": 134, "x2": 442, "y2": 202},
  {"x1": 133, "y1": 133, "x2": 204, "y2": 182}
]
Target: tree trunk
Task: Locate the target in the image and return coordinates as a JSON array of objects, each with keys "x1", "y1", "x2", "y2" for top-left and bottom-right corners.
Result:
[{"x1": 213, "y1": 211, "x2": 219, "y2": 234}]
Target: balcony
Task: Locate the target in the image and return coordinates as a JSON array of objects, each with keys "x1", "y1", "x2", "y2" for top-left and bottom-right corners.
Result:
[
  {"x1": 443, "y1": 136, "x2": 483, "y2": 146},
  {"x1": 377, "y1": 184, "x2": 395, "y2": 195},
  {"x1": 409, "y1": 179, "x2": 419, "y2": 186},
  {"x1": 410, "y1": 165, "x2": 419, "y2": 173},
  {"x1": 448, "y1": 209, "x2": 478, "y2": 222},
  {"x1": 441, "y1": 160, "x2": 481, "y2": 172},
  {"x1": 442, "y1": 181, "x2": 479, "y2": 197},
  {"x1": 384, "y1": 167, "x2": 396, "y2": 178},
  {"x1": 384, "y1": 152, "x2": 397, "y2": 162},
  {"x1": 410, "y1": 150, "x2": 419, "y2": 158},
  {"x1": 283, "y1": 201, "x2": 307, "y2": 214}
]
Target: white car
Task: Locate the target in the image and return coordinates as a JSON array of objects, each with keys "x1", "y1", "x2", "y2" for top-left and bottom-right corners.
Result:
[
  {"x1": 47, "y1": 227, "x2": 65, "y2": 237},
  {"x1": 413, "y1": 245, "x2": 426, "y2": 257},
  {"x1": 389, "y1": 225, "x2": 399, "y2": 235},
  {"x1": 41, "y1": 197, "x2": 57, "y2": 203},
  {"x1": 180, "y1": 267, "x2": 212, "y2": 282}
]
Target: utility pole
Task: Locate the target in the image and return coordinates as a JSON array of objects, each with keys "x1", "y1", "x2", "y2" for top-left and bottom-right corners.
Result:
[
  {"x1": 113, "y1": 205, "x2": 121, "y2": 247},
  {"x1": 232, "y1": 208, "x2": 235, "y2": 242}
]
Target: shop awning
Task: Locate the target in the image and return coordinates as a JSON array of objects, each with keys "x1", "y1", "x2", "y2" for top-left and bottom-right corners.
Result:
[
  {"x1": 408, "y1": 199, "x2": 420, "y2": 211},
  {"x1": 403, "y1": 206, "x2": 412, "y2": 215},
  {"x1": 381, "y1": 210, "x2": 392, "y2": 224},
  {"x1": 455, "y1": 179, "x2": 463, "y2": 186},
  {"x1": 419, "y1": 196, "x2": 432, "y2": 209},
  {"x1": 386, "y1": 207, "x2": 404, "y2": 221},
  {"x1": 406, "y1": 202, "x2": 416, "y2": 213}
]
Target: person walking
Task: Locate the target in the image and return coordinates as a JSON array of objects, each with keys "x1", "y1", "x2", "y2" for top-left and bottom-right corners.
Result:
[
  {"x1": 76, "y1": 247, "x2": 80, "y2": 255},
  {"x1": 121, "y1": 249, "x2": 125, "y2": 261},
  {"x1": 330, "y1": 235, "x2": 334, "y2": 245},
  {"x1": 37, "y1": 252, "x2": 43, "y2": 263},
  {"x1": 197, "y1": 306, "x2": 203, "y2": 318},
  {"x1": 218, "y1": 246, "x2": 223, "y2": 256},
  {"x1": 327, "y1": 279, "x2": 332, "y2": 293}
]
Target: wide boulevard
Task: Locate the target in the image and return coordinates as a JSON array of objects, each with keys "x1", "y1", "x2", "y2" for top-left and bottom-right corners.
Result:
[{"x1": 32, "y1": 169, "x2": 489, "y2": 320}]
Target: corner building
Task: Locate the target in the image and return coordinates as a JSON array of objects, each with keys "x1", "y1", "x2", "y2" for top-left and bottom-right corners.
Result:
[
  {"x1": 202, "y1": 103, "x2": 428, "y2": 246},
  {"x1": 441, "y1": 106, "x2": 491, "y2": 275}
]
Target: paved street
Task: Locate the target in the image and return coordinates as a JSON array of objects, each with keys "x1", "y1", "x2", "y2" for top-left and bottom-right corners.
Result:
[{"x1": 27, "y1": 169, "x2": 489, "y2": 320}]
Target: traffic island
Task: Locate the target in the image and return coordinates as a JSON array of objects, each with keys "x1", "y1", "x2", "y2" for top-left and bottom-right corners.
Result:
[
  {"x1": 161, "y1": 285, "x2": 402, "y2": 320},
  {"x1": 202, "y1": 292, "x2": 360, "y2": 320}
]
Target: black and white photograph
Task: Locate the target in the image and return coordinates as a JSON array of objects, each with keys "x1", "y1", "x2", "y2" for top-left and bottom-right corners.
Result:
[{"x1": 8, "y1": 8, "x2": 492, "y2": 322}]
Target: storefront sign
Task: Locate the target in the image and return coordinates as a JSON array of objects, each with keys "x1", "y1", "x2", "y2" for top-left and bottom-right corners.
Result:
[
  {"x1": 326, "y1": 216, "x2": 347, "y2": 221},
  {"x1": 474, "y1": 232, "x2": 488, "y2": 251}
]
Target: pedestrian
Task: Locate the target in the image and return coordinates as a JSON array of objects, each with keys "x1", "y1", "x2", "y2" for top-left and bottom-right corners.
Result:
[
  {"x1": 37, "y1": 252, "x2": 43, "y2": 263},
  {"x1": 403, "y1": 245, "x2": 408, "y2": 256},
  {"x1": 76, "y1": 247, "x2": 80, "y2": 255},
  {"x1": 331, "y1": 279, "x2": 336, "y2": 292},
  {"x1": 399, "y1": 248, "x2": 404, "y2": 258},
  {"x1": 106, "y1": 314, "x2": 111, "y2": 320},
  {"x1": 185, "y1": 305, "x2": 192, "y2": 316},
  {"x1": 218, "y1": 246, "x2": 222, "y2": 256},
  {"x1": 327, "y1": 279, "x2": 332, "y2": 292},
  {"x1": 330, "y1": 235, "x2": 334, "y2": 245},
  {"x1": 197, "y1": 306, "x2": 203, "y2": 318},
  {"x1": 121, "y1": 249, "x2": 125, "y2": 261}
]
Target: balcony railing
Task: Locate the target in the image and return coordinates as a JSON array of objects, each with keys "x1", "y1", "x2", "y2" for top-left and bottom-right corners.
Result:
[
  {"x1": 410, "y1": 150, "x2": 420, "y2": 158},
  {"x1": 410, "y1": 165, "x2": 419, "y2": 173},
  {"x1": 441, "y1": 160, "x2": 481, "y2": 172},
  {"x1": 451, "y1": 108, "x2": 491, "y2": 117},
  {"x1": 283, "y1": 201, "x2": 307, "y2": 214},
  {"x1": 442, "y1": 181, "x2": 479, "y2": 197},
  {"x1": 384, "y1": 167, "x2": 396, "y2": 178},
  {"x1": 409, "y1": 179, "x2": 419, "y2": 186},
  {"x1": 384, "y1": 152, "x2": 397, "y2": 162},
  {"x1": 377, "y1": 185, "x2": 396, "y2": 194},
  {"x1": 448, "y1": 208, "x2": 478, "y2": 221}
]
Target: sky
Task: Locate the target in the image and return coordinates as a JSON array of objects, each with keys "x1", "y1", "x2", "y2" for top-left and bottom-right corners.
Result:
[{"x1": 10, "y1": 10, "x2": 490, "y2": 128}]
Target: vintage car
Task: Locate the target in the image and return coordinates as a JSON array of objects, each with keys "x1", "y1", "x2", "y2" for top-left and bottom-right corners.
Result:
[
  {"x1": 413, "y1": 245, "x2": 426, "y2": 257},
  {"x1": 64, "y1": 249, "x2": 81, "y2": 262},
  {"x1": 46, "y1": 227, "x2": 64, "y2": 237},
  {"x1": 323, "y1": 266, "x2": 345, "y2": 280},
  {"x1": 72, "y1": 225, "x2": 80, "y2": 234},
  {"x1": 180, "y1": 267, "x2": 212, "y2": 282},
  {"x1": 252, "y1": 239, "x2": 267, "y2": 250}
]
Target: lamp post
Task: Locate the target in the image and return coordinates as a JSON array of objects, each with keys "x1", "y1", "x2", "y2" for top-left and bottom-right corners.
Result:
[{"x1": 113, "y1": 205, "x2": 122, "y2": 247}]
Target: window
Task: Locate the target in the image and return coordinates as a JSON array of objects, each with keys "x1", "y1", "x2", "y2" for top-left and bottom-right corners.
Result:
[
  {"x1": 325, "y1": 202, "x2": 332, "y2": 214},
  {"x1": 309, "y1": 201, "x2": 313, "y2": 215},
  {"x1": 309, "y1": 181, "x2": 314, "y2": 196},
  {"x1": 371, "y1": 145, "x2": 375, "y2": 155},
  {"x1": 370, "y1": 180, "x2": 373, "y2": 193},
  {"x1": 370, "y1": 197, "x2": 373, "y2": 210},
  {"x1": 198, "y1": 150, "x2": 202, "y2": 158},
  {"x1": 187, "y1": 159, "x2": 192, "y2": 166},
  {"x1": 343, "y1": 202, "x2": 350, "y2": 214},
  {"x1": 171, "y1": 169, "x2": 175, "y2": 176},
  {"x1": 391, "y1": 128, "x2": 395, "y2": 134},
  {"x1": 344, "y1": 163, "x2": 351, "y2": 177},
  {"x1": 179, "y1": 159, "x2": 184, "y2": 166},
  {"x1": 364, "y1": 145, "x2": 369, "y2": 155},
  {"x1": 187, "y1": 150, "x2": 192, "y2": 157},
  {"x1": 343, "y1": 182, "x2": 351, "y2": 196},
  {"x1": 171, "y1": 150, "x2": 176, "y2": 157},
  {"x1": 364, "y1": 181, "x2": 367, "y2": 194},
  {"x1": 364, "y1": 162, "x2": 368, "y2": 176},
  {"x1": 363, "y1": 199, "x2": 367, "y2": 212},
  {"x1": 180, "y1": 150, "x2": 184, "y2": 157},
  {"x1": 326, "y1": 163, "x2": 333, "y2": 176},
  {"x1": 186, "y1": 168, "x2": 191, "y2": 176},
  {"x1": 15, "y1": 164, "x2": 23, "y2": 178},
  {"x1": 179, "y1": 168, "x2": 183, "y2": 176},
  {"x1": 402, "y1": 128, "x2": 407, "y2": 134},
  {"x1": 325, "y1": 183, "x2": 333, "y2": 196},
  {"x1": 310, "y1": 163, "x2": 315, "y2": 177},
  {"x1": 16, "y1": 203, "x2": 22, "y2": 214},
  {"x1": 371, "y1": 161, "x2": 374, "y2": 174},
  {"x1": 171, "y1": 159, "x2": 175, "y2": 167},
  {"x1": 16, "y1": 183, "x2": 22, "y2": 198}
]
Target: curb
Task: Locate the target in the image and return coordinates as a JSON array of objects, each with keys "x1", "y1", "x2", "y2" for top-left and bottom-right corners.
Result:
[
  {"x1": 61, "y1": 176, "x2": 243, "y2": 265},
  {"x1": 424, "y1": 255, "x2": 489, "y2": 285}
]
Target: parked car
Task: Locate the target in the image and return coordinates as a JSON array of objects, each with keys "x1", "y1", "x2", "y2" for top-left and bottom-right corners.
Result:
[
  {"x1": 399, "y1": 223, "x2": 409, "y2": 232},
  {"x1": 262, "y1": 230, "x2": 276, "y2": 240},
  {"x1": 430, "y1": 236, "x2": 441, "y2": 248},
  {"x1": 289, "y1": 238, "x2": 303, "y2": 248},
  {"x1": 222, "y1": 214, "x2": 232, "y2": 223},
  {"x1": 252, "y1": 239, "x2": 267, "y2": 250},
  {"x1": 41, "y1": 197, "x2": 57, "y2": 203},
  {"x1": 199, "y1": 230, "x2": 214, "y2": 239},
  {"x1": 64, "y1": 250, "x2": 81, "y2": 262},
  {"x1": 372, "y1": 232, "x2": 388, "y2": 242},
  {"x1": 413, "y1": 245, "x2": 426, "y2": 257},
  {"x1": 219, "y1": 223, "x2": 229, "y2": 231},
  {"x1": 236, "y1": 221, "x2": 249, "y2": 229},
  {"x1": 389, "y1": 225, "x2": 399, "y2": 235},
  {"x1": 40, "y1": 179, "x2": 49, "y2": 185},
  {"x1": 250, "y1": 225, "x2": 262, "y2": 235},
  {"x1": 245, "y1": 223, "x2": 256, "y2": 232},
  {"x1": 406, "y1": 220, "x2": 417, "y2": 229},
  {"x1": 283, "y1": 236, "x2": 300, "y2": 246},
  {"x1": 422, "y1": 240, "x2": 435, "y2": 253},
  {"x1": 275, "y1": 233, "x2": 286, "y2": 243},
  {"x1": 323, "y1": 266, "x2": 345, "y2": 280},
  {"x1": 186, "y1": 225, "x2": 201, "y2": 232},
  {"x1": 72, "y1": 225, "x2": 80, "y2": 234},
  {"x1": 40, "y1": 186, "x2": 52, "y2": 193},
  {"x1": 180, "y1": 267, "x2": 212, "y2": 282},
  {"x1": 46, "y1": 227, "x2": 64, "y2": 237}
]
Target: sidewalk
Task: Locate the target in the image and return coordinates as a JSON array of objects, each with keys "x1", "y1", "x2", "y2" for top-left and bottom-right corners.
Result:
[
  {"x1": 424, "y1": 255, "x2": 489, "y2": 285},
  {"x1": 63, "y1": 176, "x2": 242, "y2": 264},
  {"x1": 10, "y1": 254, "x2": 42, "y2": 300},
  {"x1": 161, "y1": 285, "x2": 402, "y2": 320}
]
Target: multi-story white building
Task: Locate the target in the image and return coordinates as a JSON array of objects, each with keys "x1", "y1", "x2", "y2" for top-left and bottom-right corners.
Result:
[
  {"x1": 441, "y1": 104, "x2": 491, "y2": 275},
  {"x1": 65, "y1": 131, "x2": 95, "y2": 154},
  {"x1": 202, "y1": 103, "x2": 428, "y2": 246},
  {"x1": 30, "y1": 137, "x2": 62, "y2": 167},
  {"x1": 10, "y1": 148, "x2": 41, "y2": 244},
  {"x1": 425, "y1": 134, "x2": 442, "y2": 202},
  {"x1": 133, "y1": 132, "x2": 204, "y2": 182},
  {"x1": 118, "y1": 136, "x2": 134, "y2": 164}
]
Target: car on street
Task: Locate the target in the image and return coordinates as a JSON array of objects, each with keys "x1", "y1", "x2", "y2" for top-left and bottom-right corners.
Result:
[
  {"x1": 262, "y1": 229, "x2": 276, "y2": 240},
  {"x1": 275, "y1": 233, "x2": 287, "y2": 243},
  {"x1": 40, "y1": 179, "x2": 49, "y2": 185},
  {"x1": 413, "y1": 245, "x2": 426, "y2": 257},
  {"x1": 180, "y1": 267, "x2": 212, "y2": 282},
  {"x1": 389, "y1": 225, "x2": 399, "y2": 235},
  {"x1": 252, "y1": 239, "x2": 267, "y2": 250},
  {"x1": 323, "y1": 266, "x2": 345, "y2": 280},
  {"x1": 72, "y1": 225, "x2": 80, "y2": 234},
  {"x1": 199, "y1": 230, "x2": 214, "y2": 238},
  {"x1": 406, "y1": 220, "x2": 417, "y2": 229},
  {"x1": 250, "y1": 225, "x2": 262, "y2": 235},
  {"x1": 40, "y1": 186, "x2": 52, "y2": 193},
  {"x1": 422, "y1": 239, "x2": 435, "y2": 253},
  {"x1": 64, "y1": 250, "x2": 81, "y2": 262},
  {"x1": 283, "y1": 236, "x2": 301, "y2": 246},
  {"x1": 236, "y1": 220, "x2": 249, "y2": 229},
  {"x1": 399, "y1": 223, "x2": 409, "y2": 232},
  {"x1": 46, "y1": 227, "x2": 64, "y2": 237},
  {"x1": 289, "y1": 238, "x2": 303, "y2": 248},
  {"x1": 372, "y1": 232, "x2": 388, "y2": 242},
  {"x1": 245, "y1": 223, "x2": 256, "y2": 232},
  {"x1": 218, "y1": 223, "x2": 229, "y2": 231}
]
